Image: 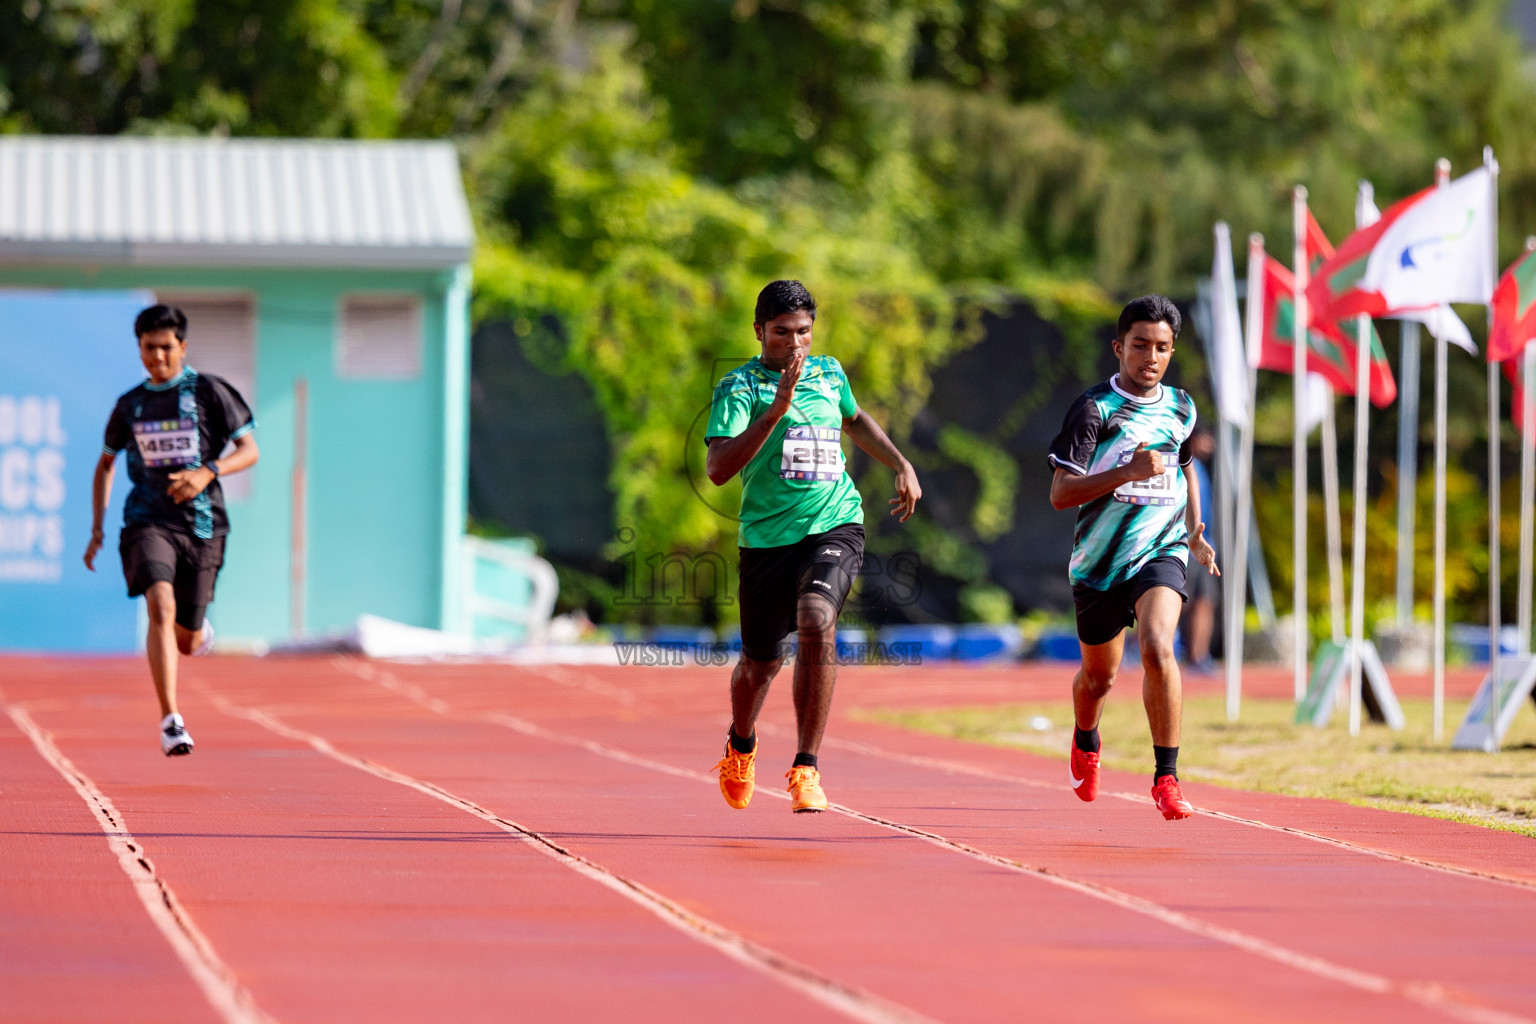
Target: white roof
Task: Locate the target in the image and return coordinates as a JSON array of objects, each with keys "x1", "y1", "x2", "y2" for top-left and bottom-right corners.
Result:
[{"x1": 0, "y1": 136, "x2": 474, "y2": 269}]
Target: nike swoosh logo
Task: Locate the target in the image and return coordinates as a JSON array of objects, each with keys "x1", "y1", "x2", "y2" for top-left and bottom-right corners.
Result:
[{"x1": 1070, "y1": 770, "x2": 1086, "y2": 789}]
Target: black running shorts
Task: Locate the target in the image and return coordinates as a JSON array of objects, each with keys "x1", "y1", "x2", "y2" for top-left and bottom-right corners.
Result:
[
  {"x1": 1072, "y1": 554, "x2": 1187, "y2": 647},
  {"x1": 738, "y1": 522, "x2": 865, "y2": 662},
  {"x1": 119, "y1": 523, "x2": 226, "y2": 631}
]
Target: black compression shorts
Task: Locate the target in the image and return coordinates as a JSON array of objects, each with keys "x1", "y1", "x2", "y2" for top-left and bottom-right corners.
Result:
[
  {"x1": 119, "y1": 523, "x2": 226, "y2": 632},
  {"x1": 1072, "y1": 554, "x2": 1187, "y2": 647},
  {"x1": 737, "y1": 522, "x2": 865, "y2": 662}
]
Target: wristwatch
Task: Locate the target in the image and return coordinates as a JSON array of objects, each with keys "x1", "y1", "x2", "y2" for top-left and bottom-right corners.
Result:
[{"x1": 208, "y1": 461, "x2": 220, "y2": 478}]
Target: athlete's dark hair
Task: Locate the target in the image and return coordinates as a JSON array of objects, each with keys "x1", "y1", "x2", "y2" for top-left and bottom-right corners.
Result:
[
  {"x1": 1116, "y1": 294, "x2": 1181, "y2": 340},
  {"x1": 134, "y1": 304, "x2": 188, "y2": 341},
  {"x1": 754, "y1": 280, "x2": 817, "y2": 325}
]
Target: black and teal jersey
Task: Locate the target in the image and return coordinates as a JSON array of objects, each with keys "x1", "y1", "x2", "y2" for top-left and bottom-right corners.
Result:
[
  {"x1": 102, "y1": 367, "x2": 254, "y2": 540},
  {"x1": 1047, "y1": 376, "x2": 1197, "y2": 590}
]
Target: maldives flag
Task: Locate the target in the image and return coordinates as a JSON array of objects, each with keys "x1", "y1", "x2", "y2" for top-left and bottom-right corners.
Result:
[
  {"x1": 1489, "y1": 246, "x2": 1536, "y2": 364},
  {"x1": 1259, "y1": 251, "x2": 1397, "y2": 407}
]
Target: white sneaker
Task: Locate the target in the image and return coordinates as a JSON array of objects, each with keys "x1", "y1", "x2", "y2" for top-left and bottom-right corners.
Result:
[
  {"x1": 161, "y1": 713, "x2": 195, "y2": 756},
  {"x1": 193, "y1": 620, "x2": 215, "y2": 657}
]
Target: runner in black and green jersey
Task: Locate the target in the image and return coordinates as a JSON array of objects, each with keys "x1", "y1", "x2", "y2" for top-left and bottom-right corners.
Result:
[
  {"x1": 83, "y1": 305, "x2": 259, "y2": 757},
  {"x1": 706, "y1": 280, "x2": 921, "y2": 813},
  {"x1": 1048, "y1": 295, "x2": 1219, "y2": 821}
]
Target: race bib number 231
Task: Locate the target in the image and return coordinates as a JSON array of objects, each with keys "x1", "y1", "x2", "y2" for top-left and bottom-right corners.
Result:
[
  {"x1": 781, "y1": 426, "x2": 844, "y2": 481},
  {"x1": 1112, "y1": 448, "x2": 1179, "y2": 506}
]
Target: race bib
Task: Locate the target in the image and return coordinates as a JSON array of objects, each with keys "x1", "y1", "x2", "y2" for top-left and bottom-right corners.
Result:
[
  {"x1": 1112, "y1": 448, "x2": 1179, "y2": 506},
  {"x1": 133, "y1": 418, "x2": 199, "y2": 468},
  {"x1": 781, "y1": 426, "x2": 844, "y2": 481}
]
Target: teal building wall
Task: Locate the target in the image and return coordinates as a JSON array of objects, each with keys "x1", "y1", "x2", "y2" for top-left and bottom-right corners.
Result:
[{"x1": 0, "y1": 264, "x2": 471, "y2": 643}]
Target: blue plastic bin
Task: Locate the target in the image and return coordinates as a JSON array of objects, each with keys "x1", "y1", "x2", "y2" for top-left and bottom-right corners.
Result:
[
  {"x1": 953, "y1": 624, "x2": 1024, "y2": 661},
  {"x1": 876, "y1": 624, "x2": 957, "y2": 662},
  {"x1": 1033, "y1": 629, "x2": 1081, "y2": 661}
]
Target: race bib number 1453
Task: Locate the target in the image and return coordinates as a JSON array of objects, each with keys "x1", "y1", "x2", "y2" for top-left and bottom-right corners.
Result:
[
  {"x1": 1112, "y1": 448, "x2": 1180, "y2": 506},
  {"x1": 133, "y1": 418, "x2": 199, "y2": 468},
  {"x1": 781, "y1": 426, "x2": 844, "y2": 481}
]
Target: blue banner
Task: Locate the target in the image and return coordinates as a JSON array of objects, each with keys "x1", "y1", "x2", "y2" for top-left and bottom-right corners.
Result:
[{"x1": 0, "y1": 290, "x2": 153, "y2": 652}]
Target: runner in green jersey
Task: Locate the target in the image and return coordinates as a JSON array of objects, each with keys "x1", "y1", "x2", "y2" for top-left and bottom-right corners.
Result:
[
  {"x1": 1047, "y1": 295, "x2": 1219, "y2": 821},
  {"x1": 706, "y1": 280, "x2": 921, "y2": 813}
]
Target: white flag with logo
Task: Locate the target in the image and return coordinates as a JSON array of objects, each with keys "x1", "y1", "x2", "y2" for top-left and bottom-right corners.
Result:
[
  {"x1": 1357, "y1": 188, "x2": 1479, "y2": 355},
  {"x1": 1359, "y1": 167, "x2": 1496, "y2": 310}
]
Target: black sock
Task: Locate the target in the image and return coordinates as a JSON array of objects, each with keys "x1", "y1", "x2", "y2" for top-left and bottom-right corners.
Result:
[
  {"x1": 1073, "y1": 726, "x2": 1100, "y2": 754},
  {"x1": 792, "y1": 752, "x2": 818, "y2": 769},
  {"x1": 728, "y1": 727, "x2": 756, "y2": 754},
  {"x1": 1153, "y1": 745, "x2": 1179, "y2": 781}
]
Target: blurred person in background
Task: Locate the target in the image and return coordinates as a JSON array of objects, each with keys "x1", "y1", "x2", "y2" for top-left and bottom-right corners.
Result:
[{"x1": 1181, "y1": 428, "x2": 1218, "y2": 675}]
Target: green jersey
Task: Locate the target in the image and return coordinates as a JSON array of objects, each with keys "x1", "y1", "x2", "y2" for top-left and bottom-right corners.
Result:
[
  {"x1": 1047, "y1": 376, "x2": 1197, "y2": 590},
  {"x1": 706, "y1": 355, "x2": 864, "y2": 548}
]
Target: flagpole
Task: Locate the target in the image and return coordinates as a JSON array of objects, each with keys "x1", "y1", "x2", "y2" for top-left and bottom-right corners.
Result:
[
  {"x1": 1486, "y1": 145, "x2": 1502, "y2": 754},
  {"x1": 1320, "y1": 390, "x2": 1346, "y2": 644},
  {"x1": 1396, "y1": 319, "x2": 1421, "y2": 628},
  {"x1": 1348, "y1": 181, "x2": 1375, "y2": 737},
  {"x1": 1432, "y1": 157, "x2": 1451, "y2": 742},
  {"x1": 1293, "y1": 187, "x2": 1310, "y2": 701},
  {"x1": 1228, "y1": 232, "x2": 1265, "y2": 722},
  {"x1": 1519, "y1": 238, "x2": 1536, "y2": 657}
]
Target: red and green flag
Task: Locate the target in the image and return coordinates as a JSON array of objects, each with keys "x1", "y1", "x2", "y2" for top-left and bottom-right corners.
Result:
[
  {"x1": 1492, "y1": 246, "x2": 1536, "y2": 439},
  {"x1": 1304, "y1": 209, "x2": 1397, "y2": 406},
  {"x1": 1257, "y1": 250, "x2": 1397, "y2": 407},
  {"x1": 1489, "y1": 246, "x2": 1536, "y2": 365}
]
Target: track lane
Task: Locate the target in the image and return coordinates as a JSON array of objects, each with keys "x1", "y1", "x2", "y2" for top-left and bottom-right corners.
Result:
[
  {"x1": 332, "y1": 659, "x2": 1536, "y2": 1022},
  {"x1": 9, "y1": 655, "x2": 1534, "y2": 1024},
  {"x1": 0, "y1": 693, "x2": 225, "y2": 1024},
  {"x1": 0, "y1": 663, "x2": 856, "y2": 1024},
  {"x1": 209, "y1": 694, "x2": 941, "y2": 1024},
  {"x1": 201, "y1": 659, "x2": 1489, "y2": 1024},
  {"x1": 460, "y1": 659, "x2": 1536, "y2": 886}
]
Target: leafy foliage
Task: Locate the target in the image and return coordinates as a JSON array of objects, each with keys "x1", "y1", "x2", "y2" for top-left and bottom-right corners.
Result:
[{"x1": 469, "y1": 42, "x2": 967, "y2": 563}]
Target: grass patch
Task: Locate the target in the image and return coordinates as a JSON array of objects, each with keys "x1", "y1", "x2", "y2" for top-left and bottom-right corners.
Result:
[{"x1": 859, "y1": 695, "x2": 1536, "y2": 838}]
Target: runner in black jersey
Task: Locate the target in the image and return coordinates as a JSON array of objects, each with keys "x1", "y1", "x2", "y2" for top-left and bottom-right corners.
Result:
[
  {"x1": 83, "y1": 305, "x2": 259, "y2": 756},
  {"x1": 1047, "y1": 295, "x2": 1218, "y2": 820}
]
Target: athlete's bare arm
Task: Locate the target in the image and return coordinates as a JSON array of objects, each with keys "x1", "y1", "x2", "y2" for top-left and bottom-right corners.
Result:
[
  {"x1": 1049, "y1": 442, "x2": 1163, "y2": 510},
  {"x1": 166, "y1": 433, "x2": 260, "y2": 504},
  {"x1": 1185, "y1": 466, "x2": 1220, "y2": 576},
  {"x1": 706, "y1": 351, "x2": 805, "y2": 485},
  {"x1": 842, "y1": 410, "x2": 921, "y2": 522},
  {"x1": 84, "y1": 451, "x2": 117, "y2": 571}
]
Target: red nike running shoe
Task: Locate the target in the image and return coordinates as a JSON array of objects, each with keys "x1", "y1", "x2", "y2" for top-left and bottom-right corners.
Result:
[
  {"x1": 1069, "y1": 745, "x2": 1099, "y2": 802},
  {"x1": 1151, "y1": 775, "x2": 1193, "y2": 820}
]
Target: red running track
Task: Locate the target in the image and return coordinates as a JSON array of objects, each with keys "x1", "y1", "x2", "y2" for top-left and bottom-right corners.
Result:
[{"x1": 1, "y1": 655, "x2": 1530, "y2": 1024}]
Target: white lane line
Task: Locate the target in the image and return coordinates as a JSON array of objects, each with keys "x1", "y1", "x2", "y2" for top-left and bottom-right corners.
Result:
[
  {"x1": 332, "y1": 662, "x2": 1534, "y2": 1024},
  {"x1": 809, "y1": 732, "x2": 1536, "y2": 894},
  {"x1": 3, "y1": 701, "x2": 276, "y2": 1024},
  {"x1": 206, "y1": 693, "x2": 938, "y2": 1024}
]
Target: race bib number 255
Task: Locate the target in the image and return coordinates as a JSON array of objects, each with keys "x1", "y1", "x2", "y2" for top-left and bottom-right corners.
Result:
[
  {"x1": 133, "y1": 418, "x2": 198, "y2": 468},
  {"x1": 1112, "y1": 448, "x2": 1180, "y2": 506},
  {"x1": 781, "y1": 426, "x2": 844, "y2": 481}
]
